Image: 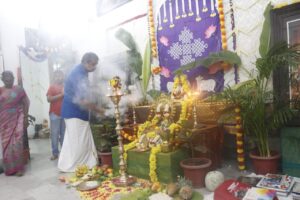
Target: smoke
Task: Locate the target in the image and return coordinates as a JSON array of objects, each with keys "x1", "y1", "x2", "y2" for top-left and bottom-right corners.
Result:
[{"x1": 85, "y1": 53, "x2": 143, "y2": 121}]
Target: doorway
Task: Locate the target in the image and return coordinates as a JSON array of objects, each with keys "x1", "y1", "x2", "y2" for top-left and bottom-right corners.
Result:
[{"x1": 271, "y1": 3, "x2": 300, "y2": 125}]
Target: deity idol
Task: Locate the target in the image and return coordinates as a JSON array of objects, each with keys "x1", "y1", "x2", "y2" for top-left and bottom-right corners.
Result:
[{"x1": 171, "y1": 75, "x2": 190, "y2": 100}]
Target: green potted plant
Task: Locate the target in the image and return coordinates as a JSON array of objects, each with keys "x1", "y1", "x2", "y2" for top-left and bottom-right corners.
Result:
[
  {"x1": 175, "y1": 3, "x2": 300, "y2": 174},
  {"x1": 220, "y1": 42, "x2": 300, "y2": 174},
  {"x1": 91, "y1": 118, "x2": 117, "y2": 167}
]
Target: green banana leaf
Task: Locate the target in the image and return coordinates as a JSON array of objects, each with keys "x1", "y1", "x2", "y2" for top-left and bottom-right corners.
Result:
[
  {"x1": 115, "y1": 28, "x2": 138, "y2": 51},
  {"x1": 141, "y1": 41, "x2": 151, "y2": 97},
  {"x1": 147, "y1": 89, "x2": 163, "y2": 100},
  {"x1": 115, "y1": 28, "x2": 143, "y2": 77},
  {"x1": 174, "y1": 50, "x2": 241, "y2": 75},
  {"x1": 259, "y1": 3, "x2": 272, "y2": 57},
  {"x1": 127, "y1": 50, "x2": 143, "y2": 78}
]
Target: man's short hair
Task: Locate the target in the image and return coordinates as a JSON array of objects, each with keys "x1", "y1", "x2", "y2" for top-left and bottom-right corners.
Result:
[{"x1": 81, "y1": 52, "x2": 99, "y2": 64}]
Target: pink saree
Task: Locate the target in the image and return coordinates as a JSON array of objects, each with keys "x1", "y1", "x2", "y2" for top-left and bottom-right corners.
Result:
[{"x1": 0, "y1": 86, "x2": 28, "y2": 175}]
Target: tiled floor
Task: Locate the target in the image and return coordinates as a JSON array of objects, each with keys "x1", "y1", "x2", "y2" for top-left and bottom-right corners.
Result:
[
  {"x1": 0, "y1": 138, "x2": 252, "y2": 200},
  {"x1": 0, "y1": 139, "x2": 80, "y2": 200}
]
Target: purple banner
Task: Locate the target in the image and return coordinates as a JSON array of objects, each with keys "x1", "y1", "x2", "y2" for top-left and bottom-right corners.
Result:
[{"x1": 157, "y1": 0, "x2": 223, "y2": 92}]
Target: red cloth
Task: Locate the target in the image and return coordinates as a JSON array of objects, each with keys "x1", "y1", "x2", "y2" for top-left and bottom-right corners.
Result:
[
  {"x1": 47, "y1": 84, "x2": 63, "y2": 116},
  {"x1": 214, "y1": 180, "x2": 251, "y2": 200}
]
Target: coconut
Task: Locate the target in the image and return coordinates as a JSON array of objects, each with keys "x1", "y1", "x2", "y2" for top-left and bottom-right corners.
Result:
[{"x1": 166, "y1": 183, "x2": 179, "y2": 196}]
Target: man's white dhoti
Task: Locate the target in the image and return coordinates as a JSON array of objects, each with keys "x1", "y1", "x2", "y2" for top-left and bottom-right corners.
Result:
[{"x1": 58, "y1": 118, "x2": 98, "y2": 172}]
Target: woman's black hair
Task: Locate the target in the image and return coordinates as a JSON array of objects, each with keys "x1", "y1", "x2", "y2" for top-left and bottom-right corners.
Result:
[{"x1": 1, "y1": 70, "x2": 14, "y2": 80}]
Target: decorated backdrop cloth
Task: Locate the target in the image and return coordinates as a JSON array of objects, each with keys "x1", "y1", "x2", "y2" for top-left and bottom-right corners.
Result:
[
  {"x1": 156, "y1": 0, "x2": 223, "y2": 92},
  {"x1": 58, "y1": 118, "x2": 98, "y2": 172}
]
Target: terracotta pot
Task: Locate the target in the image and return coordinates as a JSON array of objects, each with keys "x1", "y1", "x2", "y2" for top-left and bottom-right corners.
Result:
[
  {"x1": 98, "y1": 151, "x2": 113, "y2": 167},
  {"x1": 180, "y1": 158, "x2": 212, "y2": 188},
  {"x1": 249, "y1": 151, "x2": 281, "y2": 175}
]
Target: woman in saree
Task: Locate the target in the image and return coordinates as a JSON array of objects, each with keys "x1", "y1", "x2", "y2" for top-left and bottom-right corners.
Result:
[{"x1": 0, "y1": 71, "x2": 29, "y2": 176}]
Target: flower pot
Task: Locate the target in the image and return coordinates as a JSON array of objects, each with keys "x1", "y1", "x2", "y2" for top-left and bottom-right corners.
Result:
[
  {"x1": 249, "y1": 151, "x2": 281, "y2": 175},
  {"x1": 180, "y1": 158, "x2": 212, "y2": 188},
  {"x1": 98, "y1": 151, "x2": 113, "y2": 167}
]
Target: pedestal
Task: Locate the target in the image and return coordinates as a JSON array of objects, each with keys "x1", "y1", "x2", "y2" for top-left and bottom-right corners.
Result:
[{"x1": 112, "y1": 146, "x2": 189, "y2": 183}]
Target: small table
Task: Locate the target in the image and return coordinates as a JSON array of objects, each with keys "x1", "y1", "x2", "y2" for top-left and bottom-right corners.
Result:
[{"x1": 187, "y1": 124, "x2": 224, "y2": 169}]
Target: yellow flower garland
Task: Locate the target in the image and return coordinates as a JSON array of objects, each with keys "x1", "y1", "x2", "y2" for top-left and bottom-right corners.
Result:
[
  {"x1": 137, "y1": 115, "x2": 160, "y2": 138},
  {"x1": 149, "y1": 145, "x2": 161, "y2": 182},
  {"x1": 178, "y1": 98, "x2": 192, "y2": 123},
  {"x1": 123, "y1": 140, "x2": 137, "y2": 162},
  {"x1": 217, "y1": 0, "x2": 227, "y2": 49},
  {"x1": 122, "y1": 76, "x2": 194, "y2": 182},
  {"x1": 148, "y1": 0, "x2": 157, "y2": 58},
  {"x1": 172, "y1": 74, "x2": 191, "y2": 96},
  {"x1": 169, "y1": 123, "x2": 182, "y2": 142}
]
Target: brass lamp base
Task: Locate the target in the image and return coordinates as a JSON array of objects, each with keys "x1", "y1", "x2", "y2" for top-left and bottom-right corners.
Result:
[{"x1": 111, "y1": 175, "x2": 136, "y2": 187}]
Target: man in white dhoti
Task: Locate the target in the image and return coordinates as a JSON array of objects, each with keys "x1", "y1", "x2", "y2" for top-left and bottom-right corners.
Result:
[{"x1": 58, "y1": 52, "x2": 102, "y2": 172}]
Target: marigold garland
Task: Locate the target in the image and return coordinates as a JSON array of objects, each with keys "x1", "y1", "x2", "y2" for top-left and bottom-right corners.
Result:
[
  {"x1": 217, "y1": 0, "x2": 227, "y2": 50},
  {"x1": 172, "y1": 75, "x2": 191, "y2": 100},
  {"x1": 123, "y1": 140, "x2": 137, "y2": 162},
  {"x1": 149, "y1": 145, "x2": 161, "y2": 182},
  {"x1": 121, "y1": 130, "x2": 136, "y2": 141},
  {"x1": 122, "y1": 76, "x2": 195, "y2": 182},
  {"x1": 234, "y1": 106, "x2": 245, "y2": 170},
  {"x1": 148, "y1": 0, "x2": 157, "y2": 58},
  {"x1": 151, "y1": 66, "x2": 162, "y2": 75},
  {"x1": 178, "y1": 98, "x2": 192, "y2": 123},
  {"x1": 169, "y1": 123, "x2": 182, "y2": 142}
]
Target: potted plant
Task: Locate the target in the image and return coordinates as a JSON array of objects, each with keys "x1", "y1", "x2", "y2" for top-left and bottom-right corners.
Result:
[
  {"x1": 175, "y1": 3, "x2": 300, "y2": 174},
  {"x1": 173, "y1": 119, "x2": 213, "y2": 188},
  {"x1": 97, "y1": 132, "x2": 116, "y2": 167},
  {"x1": 206, "y1": 41, "x2": 298, "y2": 175},
  {"x1": 91, "y1": 118, "x2": 117, "y2": 167}
]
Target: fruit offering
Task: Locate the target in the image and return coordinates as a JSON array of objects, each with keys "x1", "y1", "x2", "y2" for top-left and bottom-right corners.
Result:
[
  {"x1": 75, "y1": 165, "x2": 89, "y2": 177},
  {"x1": 90, "y1": 165, "x2": 114, "y2": 181}
]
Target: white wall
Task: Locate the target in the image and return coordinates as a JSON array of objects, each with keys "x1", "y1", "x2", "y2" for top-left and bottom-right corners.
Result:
[
  {"x1": 86, "y1": 0, "x2": 300, "y2": 87},
  {"x1": 222, "y1": 0, "x2": 300, "y2": 84},
  {"x1": 1, "y1": 0, "x2": 299, "y2": 88},
  {"x1": 0, "y1": 15, "x2": 25, "y2": 78}
]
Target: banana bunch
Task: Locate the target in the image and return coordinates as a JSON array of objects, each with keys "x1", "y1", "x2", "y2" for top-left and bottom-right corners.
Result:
[{"x1": 75, "y1": 165, "x2": 89, "y2": 177}]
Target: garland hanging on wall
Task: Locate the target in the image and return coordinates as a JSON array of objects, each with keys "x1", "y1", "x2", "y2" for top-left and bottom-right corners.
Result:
[
  {"x1": 148, "y1": 0, "x2": 157, "y2": 58},
  {"x1": 217, "y1": 0, "x2": 227, "y2": 50},
  {"x1": 229, "y1": 0, "x2": 239, "y2": 84},
  {"x1": 235, "y1": 106, "x2": 245, "y2": 170}
]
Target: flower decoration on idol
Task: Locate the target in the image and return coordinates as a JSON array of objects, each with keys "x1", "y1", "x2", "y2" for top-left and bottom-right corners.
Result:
[
  {"x1": 109, "y1": 76, "x2": 122, "y2": 90},
  {"x1": 171, "y1": 74, "x2": 191, "y2": 100}
]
